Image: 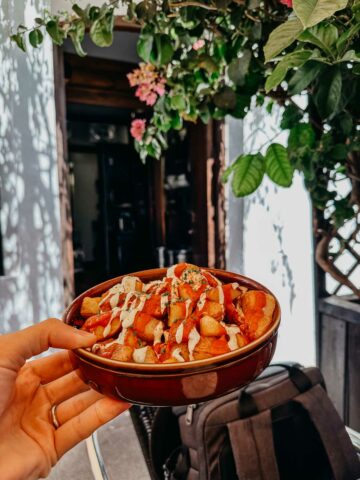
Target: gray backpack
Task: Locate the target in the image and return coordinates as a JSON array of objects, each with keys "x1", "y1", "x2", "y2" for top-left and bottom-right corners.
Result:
[{"x1": 148, "y1": 363, "x2": 360, "y2": 480}]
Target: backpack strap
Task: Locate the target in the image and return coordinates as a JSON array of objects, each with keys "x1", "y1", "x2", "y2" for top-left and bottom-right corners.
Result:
[
  {"x1": 227, "y1": 409, "x2": 280, "y2": 480},
  {"x1": 294, "y1": 383, "x2": 360, "y2": 480}
]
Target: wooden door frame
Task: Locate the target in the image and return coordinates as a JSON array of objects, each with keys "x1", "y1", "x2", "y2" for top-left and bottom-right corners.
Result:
[{"x1": 53, "y1": 22, "x2": 226, "y2": 305}]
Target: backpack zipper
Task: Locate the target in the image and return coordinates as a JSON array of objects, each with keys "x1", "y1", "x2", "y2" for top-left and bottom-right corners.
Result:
[{"x1": 185, "y1": 404, "x2": 197, "y2": 425}]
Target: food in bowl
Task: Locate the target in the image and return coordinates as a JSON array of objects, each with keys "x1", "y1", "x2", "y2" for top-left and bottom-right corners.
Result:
[{"x1": 76, "y1": 263, "x2": 276, "y2": 365}]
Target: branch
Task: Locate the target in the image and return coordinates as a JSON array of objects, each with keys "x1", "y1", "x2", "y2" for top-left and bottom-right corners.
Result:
[
  {"x1": 169, "y1": 1, "x2": 218, "y2": 10},
  {"x1": 315, "y1": 229, "x2": 360, "y2": 297}
]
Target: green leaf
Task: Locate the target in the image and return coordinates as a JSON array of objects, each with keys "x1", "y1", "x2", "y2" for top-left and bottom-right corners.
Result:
[
  {"x1": 153, "y1": 34, "x2": 174, "y2": 65},
  {"x1": 336, "y1": 50, "x2": 360, "y2": 63},
  {"x1": 265, "y1": 50, "x2": 314, "y2": 92},
  {"x1": 90, "y1": 9, "x2": 114, "y2": 47},
  {"x1": 46, "y1": 20, "x2": 65, "y2": 45},
  {"x1": 29, "y1": 28, "x2": 44, "y2": 48},
  {"x1": 228, "y1": 50, "x2": 252, "y2": 86},
  {"x1": 280, "y1": 104, "x2": 303, "y2": 130},
  {"x1": 10, "y1": 33, "x2": 26, "y2": 52},
  {"x1": 213, "y1": 87, "x2": 237, "y2": 110},
  {"x1": 137, "y1": 34, "x2": 154, "y2": 62},
  {"x1": 69, "y1": 21, "x2": 86, "y2": 57},
  {"x1": 330, "y1": 144, "x2": 347, "y2": 159},
  {"x1": 231, "y1": 154, "x2": 265, "y2": 197},
  {"x1": 288, "y1": 61, "x2": 324, "y2": 94},
  {"x1": 314, "y1": 67, "x2": 342, "y2": 118},
  {"x1": 264, "y1": 17, "x2": 303, "y2": 62},
  {"x1": 293, "y1": 0, "x2": 348, "y2": 29},
  {"x1": 170, "y1": 94, "x2": 187, "y2": 110},
  {"x1": 135, "y1": 1, "x2": 157, "y2": 20},
  {"x1": 336, "y1": 23, "x2": 360, "y2": 54},
  {"x1": 298, "y1": 24, "x2": 338, "y2": 56},
  {"x1": 288, "y1": 123, "x2": 316, "y2": 149},
  {"x1": 265, "y1": 144, "x2": 293, "y2": 187}
]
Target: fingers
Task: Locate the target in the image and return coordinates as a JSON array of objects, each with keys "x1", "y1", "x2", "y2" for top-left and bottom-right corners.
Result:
[
  {"x1": 44, "y1": 369, "x2": 89, "y2": 405},
  {"x1": 55, "y1": 389, "x2": 104, "y2": 425},
  {"x1": 29, "y1": 351, "x2": 75, "y2": 384},
  {"x1": 55, "y1": 397, "x2": 130, "y2": 457},
  {"x1": 0, "y1": 319, "x2": 97, "y2": 371}
]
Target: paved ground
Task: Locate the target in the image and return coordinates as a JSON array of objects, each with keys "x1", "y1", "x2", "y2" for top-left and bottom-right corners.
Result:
[{"x1": 46, "y1": 411, "x2": 151, "y2": 480}]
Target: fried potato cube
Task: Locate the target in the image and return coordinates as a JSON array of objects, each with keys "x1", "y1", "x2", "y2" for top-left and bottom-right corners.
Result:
[
  {"x1": 194, "y1": 335, "x2": 230, "y2": 357},
  {"x1": 111, "y1": 345, "x2": 134, "y2": 362},
  {"x1": 241, "y1": 290, "x2": 276, "y2": 339},
  {"x1": 199, "y1": 300, "x2": 224, "y2": 321},
  {"x1": 82, "y1": 312, "x2": 114, "y2": 339},
  {"x1": 142, "y1": 294, "x2": 164, "y2": 318},
  {"x1": 170, "y1": 343, "x2": 190, "y2": 362},
  {"x1": 236, "y1": 333, "x2": 249, "y2": 348},
  {"x1": 132, "y1": 346, "x2": 158, "y2": 364},
  {"x1": 222, "y1": 284, "x2": 243, "y2": 302},
  {"x1": 192, "y1": 351, "x2": 213, "y2": 360},
  {"x1": 168, "y1": 316, "x2": 197, "y2": 344},
  {"x1": 123, "y1": 328, "x2": 146, "y2": 349},
  {"x1": 168, "y1": 301, "x2": 188, "y2": 326},
  {"x1": 133, "y1": 313, "x2": 164, "y2": 343},
  {"x1": 199, "y1": 315, "x2": 226, "y2": 337},
  {"x1": 80, "y1": 296, "x2": 101, "y2": 318},
  {"x1": 178, "y1": 283, "x2": 201, "y2": 303},
  {"x1": 144, "y1": 346, "x2": 158, "y2": 364}
]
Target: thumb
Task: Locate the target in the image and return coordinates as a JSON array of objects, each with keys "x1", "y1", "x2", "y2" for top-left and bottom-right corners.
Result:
[{"x1": 0, "y1": 318, "x2": 97, "y2": 371}]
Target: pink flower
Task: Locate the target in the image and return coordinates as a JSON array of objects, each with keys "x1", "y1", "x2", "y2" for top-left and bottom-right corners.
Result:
[
  {"x1": 280, "y1": 0, "x2": 292, "y2": 7},
  {"x1": 128, "y1": 63, "x2": 166, "y2": 106},
  {"x1": 130, "y1": 119, "x2": 146, "y2": 142},
  {"x1": 154, "y1": 79, "x2": 166, "y2": 96},
  {"x1": 145, "y1": 92, "x2": 157, "y2": 106},
  {"x1": 192, "y1": 39, "x2": 205, "y2": 51}
]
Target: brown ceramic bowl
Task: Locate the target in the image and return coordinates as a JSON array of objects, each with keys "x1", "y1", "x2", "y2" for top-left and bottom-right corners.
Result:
[{"x1": 63, "y1": 268, "x2": 281, "y2": 406}]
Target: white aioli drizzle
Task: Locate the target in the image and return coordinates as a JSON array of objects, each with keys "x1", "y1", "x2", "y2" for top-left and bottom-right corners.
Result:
[
  {"x1": 102, "y1": 320, "x2": 112, "y2": 338},
  {"x1": 133, "y1": 346, "x2": 148, "y2": 363},
  {"x1": 218, "y1": 285, "x2": 224, "y2": 304},
  {"x1": 172, "y1": 348, "x2": 185, "y2": 362},
  {"x1": 175, "y1": 322, "x2": 184, "y2": 344},
  {"x1": 122, "y1": 294, "x2": 147, "y2": 328},
  {"x1": 167, "y1": 265, "x2": 177, "y2": 278},
  {"x1": 143, "y1": 280, "x2": 162, "y2": 292},
  {"x1": 221, "y1": 322, "x2": 240, "y2": 351},
  {"x1": 188, "y1": 327, "x2": 200, "y2": 360},
  {"x1": 99, "y1": 283, "x2": 123, "y2": 307},
  {"x1": 160, "y1": 295, "x2": 169, "y2": 314},
  {"x1": 122, "y1": 276, "x2": 140, "y2": 293},
  {"x1": 153, "y1": 322, "x2": 164, "y2": 345},
  {"x1": 197, "y1": 292, "x2": 207, "y2": 310},
  {"x1": 110, "y1": 292, "x2": 120, "y2": 309}
]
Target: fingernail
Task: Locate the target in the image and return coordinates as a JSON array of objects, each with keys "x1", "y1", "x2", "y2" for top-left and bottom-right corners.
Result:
[{"x1": 76, "y1": 329, "x2": 96, "y2": 338}]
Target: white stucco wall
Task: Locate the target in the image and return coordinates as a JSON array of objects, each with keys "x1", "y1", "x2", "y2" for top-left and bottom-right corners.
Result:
[
  {"x1": 226, "y1": 109, "x2": 316, "y2": 366},
  {"x1": 0, "y1": 0, "x2": 64, "y2": 332}
]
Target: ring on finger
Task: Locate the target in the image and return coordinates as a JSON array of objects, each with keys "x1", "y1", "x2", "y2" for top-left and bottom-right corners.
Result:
[{"x1": 50, "y1": 404, "x2": 60, "y2": 429}]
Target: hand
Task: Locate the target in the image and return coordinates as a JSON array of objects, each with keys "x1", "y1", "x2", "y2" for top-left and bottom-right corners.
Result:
[{"x1": 0, "y1": 318, "x2": 129, "y2": 480}]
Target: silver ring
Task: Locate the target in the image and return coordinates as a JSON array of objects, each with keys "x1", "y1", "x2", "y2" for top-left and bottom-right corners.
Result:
[{"x1": 50, "y1": 404, "x2": 60, "y2": 429}]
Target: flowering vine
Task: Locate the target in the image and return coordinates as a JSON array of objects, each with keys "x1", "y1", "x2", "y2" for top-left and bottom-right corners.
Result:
[{"x1": 10, "y1": 0, "x2": 360, "y2": 294}]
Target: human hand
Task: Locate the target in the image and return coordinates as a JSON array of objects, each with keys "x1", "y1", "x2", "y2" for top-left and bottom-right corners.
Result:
[{"x1": 0, "y1": 318, "x2": 129, "y2": 480}]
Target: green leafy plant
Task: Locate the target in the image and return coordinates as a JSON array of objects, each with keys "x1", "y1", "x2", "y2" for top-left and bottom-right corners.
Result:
[{"x1": 11, "y1": 0, "x2": 360, "y2": 295}]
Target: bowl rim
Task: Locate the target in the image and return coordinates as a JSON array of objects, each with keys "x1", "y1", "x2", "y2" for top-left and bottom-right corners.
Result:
[{"x1": 63, "y1": 267, "x2": 281, "y2": 372}]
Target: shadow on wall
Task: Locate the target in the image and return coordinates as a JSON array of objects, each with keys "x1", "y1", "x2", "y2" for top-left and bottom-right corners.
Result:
[{"x1": 0, "y1": 0, "x2": 64, "y2": 333}]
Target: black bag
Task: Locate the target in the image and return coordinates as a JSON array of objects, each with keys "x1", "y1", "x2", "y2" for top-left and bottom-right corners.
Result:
[{"x1": 147, "y1": 363, "x2": 360, "y2": 480}]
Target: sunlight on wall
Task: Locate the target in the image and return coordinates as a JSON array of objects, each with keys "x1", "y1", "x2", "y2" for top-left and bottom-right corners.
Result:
[
  {"x1": 0, "y1": 0, "x2": 64, "y2": 332},
  {"x1": 226, "y1": 108, "x2": 316, "y2": 366}
]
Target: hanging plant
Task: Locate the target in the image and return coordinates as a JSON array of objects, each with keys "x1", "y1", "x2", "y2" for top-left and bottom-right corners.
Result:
[{"x1": 11, "y1": 0, "x2": 360, "y2": 295}]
